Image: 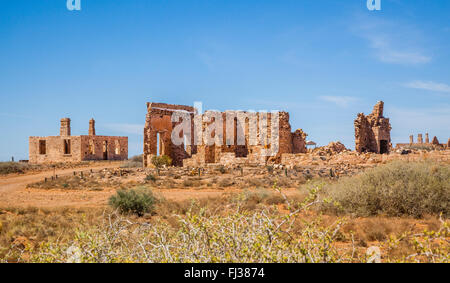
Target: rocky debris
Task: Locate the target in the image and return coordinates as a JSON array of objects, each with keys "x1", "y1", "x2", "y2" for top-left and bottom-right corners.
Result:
[{"x1": 313, "y1": 141, "x2": 348, "y2": 155}]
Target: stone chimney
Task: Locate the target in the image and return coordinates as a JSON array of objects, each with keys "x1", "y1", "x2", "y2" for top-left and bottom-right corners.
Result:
[
  {"x1": 60, "y1": 118, "x2": 71, "y2": 136},
  {"x1": 425, "y1": 133, "x2": 429, "y2": 144},
  {"x1": 418, "y1": 133, "x2": 423, "y2": 144},
  {"x1": 409, "y1": 135, "x2": 414, "y2": 144},
  {"x1": 89, "y1": 118, "x2": 96, "y2": 136}
]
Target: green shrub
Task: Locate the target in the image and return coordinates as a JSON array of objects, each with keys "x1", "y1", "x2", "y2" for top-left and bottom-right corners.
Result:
[
  {"x1": 151, "y1": 155, "x2": 172, "y2": 168},
  {"x1": 145, "y1": 174, "x2": 156, "y2": 182},
  {"x1": 218, "y1": 166, "x2": 226, "y2": 174},
  {"x1": 322, "y1": 161, "x2": 450, "y2": 218},
  {"x1": 108, "y1": 187, "x2": 156, "y2": 216}
]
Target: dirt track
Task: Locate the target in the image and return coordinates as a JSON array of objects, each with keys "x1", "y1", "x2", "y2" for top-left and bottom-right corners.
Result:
[{"x1": 0, "y1": 164, "x2": 269, "y2": 208}]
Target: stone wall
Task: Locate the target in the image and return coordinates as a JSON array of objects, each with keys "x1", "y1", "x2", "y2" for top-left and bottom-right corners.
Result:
[
  {"x1": 144, "y1": 102, "x2": 308, "y2": 167},
  {"x1": 29, "y1": 118, "x2": 128, "y2": 164},
  {"x1": 354, "y1": 101, "x2": 392, "y2": 154},
  {"x1": 143, "y1": 102, "x2": 196, "y2": 167},
  {"x1": 80, "y1": 135, "x2": 128, "y2": 161},
  {"x1": 29, "y1": 136, "x2": 83, "y2": 164}
]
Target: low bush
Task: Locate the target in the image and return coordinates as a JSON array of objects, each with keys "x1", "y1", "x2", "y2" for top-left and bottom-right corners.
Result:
[
  {"x1": 27, "y1": 176, "x2": 103, "y2": 190},
  {"x1": 151, "y1": 155, "x2": 172, "y2": 168},
  {"x1": 322, "y1": 161, "x2": 450, "y2": 218},
  {"x1": 145, "y1": 174, "x2": 157, "y2": 182},
  {"x1": 0, "y1": 162, "x2": 30, "y2": 175},
  {"x1": 108, "y1": 187, "x2": 156, "y2": 216}
]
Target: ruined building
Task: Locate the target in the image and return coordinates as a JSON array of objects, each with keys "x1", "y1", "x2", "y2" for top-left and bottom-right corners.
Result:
[
  {"x1": 29, "y1": 118, "x2": 128, "y2": 164},
  {"x1": 354, "y1": 101, "x2": 392, "y2": 154},
  {"x1": 143, "y1": 102, "x2": 307, "y2": 167},
  {"x1": 396, "y1": 133, "x2": 448, "y2": 148}
]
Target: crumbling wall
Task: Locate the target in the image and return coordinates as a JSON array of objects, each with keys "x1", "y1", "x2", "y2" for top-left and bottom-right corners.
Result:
[
  {"x1": 144, "y1": 102, "x2": 309, "y2": 167},
  {"x1": 80, "y1": 136, "x2": 128, "y2": 161},
  {"x1": 143, "y1": 102, "x2": 196, "y2": 167},
  {"x1": 291, "y1": 129, "x2": 307, "y2": 154},
  {"x1": 354, "y1": 101, "x2": 391, "y2": 154},
  {"x1": 396, "y1": 133, "x2": 448, "y2": 148}
]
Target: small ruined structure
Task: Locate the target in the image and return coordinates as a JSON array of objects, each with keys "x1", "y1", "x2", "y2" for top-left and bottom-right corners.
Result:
[
  {"x1": 396, "y1": 133, "x2": 448, "y2": 148},
  {"x1": 29, "y1": 118, "x2": 128, "y2": 164},
  {"x1": 143, "y1": 102, "x2": 307, "y2": 167},
  {"x1": 354, "y1": 101, "x2": 392, "y2": 154},
  {"x1": 431, "y1": 136, "x2": 440, "y2": 145}
]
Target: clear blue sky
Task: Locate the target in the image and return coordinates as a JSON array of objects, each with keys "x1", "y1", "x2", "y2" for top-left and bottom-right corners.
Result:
[{"x1": 1, "y1": 0, "x2": 449, "y2": 161}]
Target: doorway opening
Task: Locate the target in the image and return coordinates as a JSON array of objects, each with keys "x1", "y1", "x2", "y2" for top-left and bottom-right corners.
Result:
[
  {"x1": 103, "y1": 141, "x2": 108, "y2": 160},
  {"x1": 380, "y1": 140, "x2": 389, "y2": 154}
]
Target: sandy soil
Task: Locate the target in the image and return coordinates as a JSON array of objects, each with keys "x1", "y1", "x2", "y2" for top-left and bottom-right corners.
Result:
[
  {"x1": 0, "y1": 163, "x2": 298, "y2": 208},
  {"x1": 0, "y1": 163, "x2": 120, "y2": 208}
]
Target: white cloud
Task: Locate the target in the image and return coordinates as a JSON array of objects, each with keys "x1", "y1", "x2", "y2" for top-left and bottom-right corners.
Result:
[
  {"x1": 352, "y1": 17, "x2": 431, "y2": 65},
  {"x1": 404, "y1": 81, "x2": 450, "y2": 93},
  {"x1": 104, "y1": 123, "x2": 143, "y2": 135},
  {"x1": 319, "y1": 96, "x2": 357, "y2": 107},
  {"x1": 365, "y1": 34, "x2": 431, "y2": 65}
]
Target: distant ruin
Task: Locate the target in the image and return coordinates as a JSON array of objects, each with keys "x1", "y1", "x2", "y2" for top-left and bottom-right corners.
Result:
[
  {"x1": 396, "y1": 133, "x2": 448, "y2": 149},
  {"x1": 143, "y1": 102, "x2": 307, "y2": 167},
  {"x1": 29, "y1": 118, "x2": 128, "y2": 164},
  {"x1": 354, "y1": 101, "x2": 392, "y2": 154}
]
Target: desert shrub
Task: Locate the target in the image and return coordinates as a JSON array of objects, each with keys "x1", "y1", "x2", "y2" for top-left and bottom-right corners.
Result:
[
  {"x1": 151, "y1": 155, "x2": 172, "y2": 168},
  {"x1": 322, "y1": 161, "x2": 450, "y2": 218},
  {"x1": 3, "y1": 186, "x2": 449, "y2": 263},
  {"x1": 27, "y1": 176, "x2": 103, "y2": 190},
  {"x1": 108, "y1": 187, "x2": 156, "y2": 216},
  {"x1": 0, "y1": 162, "x2": 30, "y2": 175},
  {"x1": 218, "y1": 166, "x2": 226, "y2": 174},
  {"x1": 145, "y1": 174, "x2": 156, "y2": 182},
  {"x1": 11, "y1": 186, "x2": 352, "y2": 263}
]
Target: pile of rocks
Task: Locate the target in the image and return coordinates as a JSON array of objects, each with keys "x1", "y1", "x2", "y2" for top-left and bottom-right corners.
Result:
[{"x1": 313, "y1": 141, "x2": 349, "y2": 156}]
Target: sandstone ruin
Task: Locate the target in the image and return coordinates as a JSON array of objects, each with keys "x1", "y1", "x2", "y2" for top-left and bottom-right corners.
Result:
[
  {"x1": 396, "y1": 133, "x2": 448, "y2": 149},
  {"x1": 143, "y1": 102, "x2": 307, "y2": 167},
  {"x1": 354, "y1": 101, "x2": 392, "y2": 154},
  {"x1": 29, "y1": 118, "x2": 128, "y2": 164}
]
